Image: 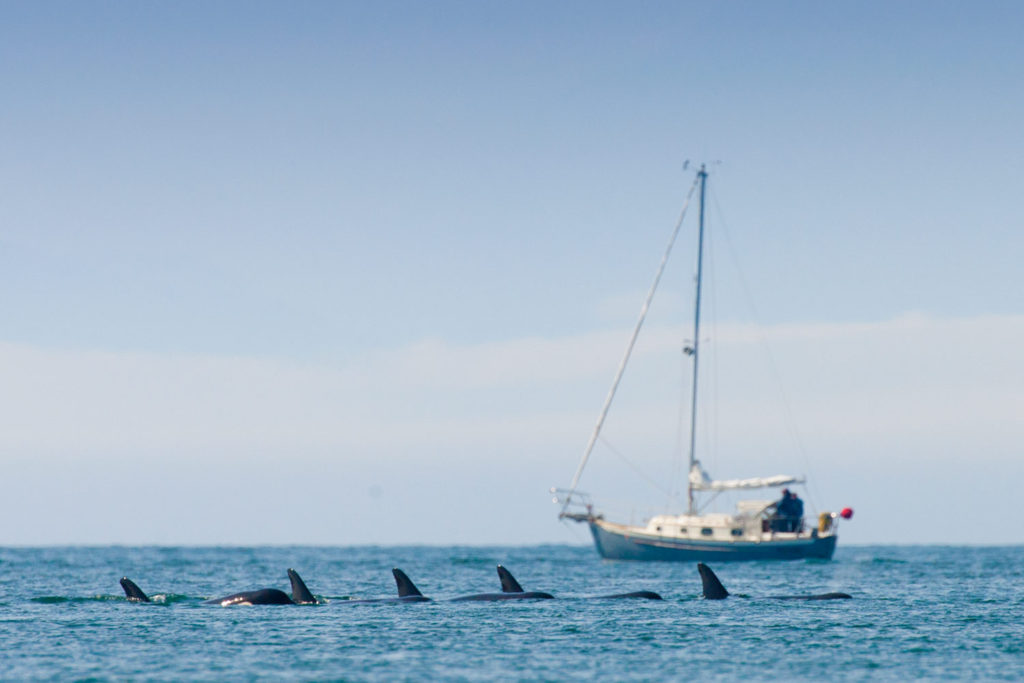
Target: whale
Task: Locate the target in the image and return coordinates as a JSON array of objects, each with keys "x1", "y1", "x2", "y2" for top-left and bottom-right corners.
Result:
[
  {"x1": 121, "y1": 569, "x2": 320, "y2": 606},
  {"x1": 342, "y1": 568, "x2": 432, "y2": 604},
  {"x1": 203, "y1": 567, "x2": 323, "y2": 606},
  {"x1": 204, "y1": 588, "x2": 295, "y2": 606},
  {"x1": 697, "y1": 563, "x2": 852, "y2": 601},
  {"x1": 593, "y1": 589, "x2": 663, "y2": 600},
  {"x1": 496, "y1": 565, "x2": 661, "y2": 600},
  {"x1": 287, "y1": 568, "x2": 319, "y2": 604},
  {"x1": 392, "y1": 568, "x2": 429, "y2": 602},
  {"x1": 205, "y1": 568, "x2": 321, "y2": 606},
  {"x1": 446, "y1": 565, "x2": 659, "y2": 601},
  {"x1": 450, "y1": 565, "x2": 554, "y2": 601},
  {"x1": 120, "y1": 577, "x2": 151, "y2": 603}
]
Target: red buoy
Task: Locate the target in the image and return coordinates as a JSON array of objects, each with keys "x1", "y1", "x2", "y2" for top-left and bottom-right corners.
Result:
[{"x1": 840, "y1": 507, "x2": 854, "y2": 519}]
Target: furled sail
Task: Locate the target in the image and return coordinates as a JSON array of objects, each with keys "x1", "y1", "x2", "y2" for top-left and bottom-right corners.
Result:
[{"x1": 688, "y1": 462, "x2": 804, "y2": 492}]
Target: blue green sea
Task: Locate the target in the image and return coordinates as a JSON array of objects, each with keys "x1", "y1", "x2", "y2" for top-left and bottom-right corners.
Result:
[{"x1": 1, "y1": 544, "x2": 1021, "y2": 680}]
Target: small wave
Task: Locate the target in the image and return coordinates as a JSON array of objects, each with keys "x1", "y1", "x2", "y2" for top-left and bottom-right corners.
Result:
[
  {"x1": 31, "y1": 595, "x2": 123, "y2": 604},
  {"x1": 31, "y1": 594, "x2": 195, "y2": 605},
  {"x1": 863, "y1": 557, "x2": 908, "y2": 565},
  {"x1": 449, "y1": 556, "x2": 494, "y2": 566},
  {"x1": 31, "y1": 596, "x2": 72, "y2": 604}
]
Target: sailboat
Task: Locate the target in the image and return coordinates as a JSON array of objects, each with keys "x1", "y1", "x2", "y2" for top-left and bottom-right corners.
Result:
[{"x1": 554, "y1": 165, "x2": 848, "y2": 561}]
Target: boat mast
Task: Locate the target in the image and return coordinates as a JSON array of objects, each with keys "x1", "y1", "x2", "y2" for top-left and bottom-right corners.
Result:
[{"x1": 686, "y1": 165, "x2": 708, "y2": 515}]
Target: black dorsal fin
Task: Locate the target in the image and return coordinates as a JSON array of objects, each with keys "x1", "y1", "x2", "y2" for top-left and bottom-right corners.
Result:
[
  {"x1": 287, "y1": 568, "x2": 317, "y2": 604},
  {"x1": 497, "y1": 565, "x2": 525, "y2": 593},
  {"x1": 697, "y1": 563, "x2": 730, "y2": 600},
  {"x1": 392, "y1": 568, "x2": 424, "y2": 597},
  {"x1": 120, "y1": 576, "x2": 151, "y2": 603}
]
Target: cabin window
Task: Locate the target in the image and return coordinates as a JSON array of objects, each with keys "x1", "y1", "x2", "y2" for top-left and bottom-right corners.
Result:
[
  {"x1": 701, "y1": 528, "x2": 713, "y2": 536},
  {"x1": 655, "y1": 526, "x2": 662, "y2": 532},
  {"x1": 731, "y1": 528, "x2": 744, "y2": 537}
]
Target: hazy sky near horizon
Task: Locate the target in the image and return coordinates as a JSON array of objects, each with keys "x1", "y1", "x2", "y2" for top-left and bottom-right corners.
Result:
[{"x1": 2, "y1": 2, "x2": 1022, "y2": 546}]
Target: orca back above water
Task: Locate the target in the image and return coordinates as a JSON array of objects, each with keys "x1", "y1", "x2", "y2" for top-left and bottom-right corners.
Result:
[
  {"x1": 497, "y1": 565, "x2": 526, "y2": 593},
  {"x1": 120, "y1": 570, "x2": 316, "y2": 606},
  {"x1": 697, "y1": 563, "x2": 852, "y2": 601},
  {"x1": 770, "y1": 592, "x2": 853, "y2": 601},
  {"x1": 454, "y1": 565, "x2": 659, "y2": 601},
  {"x1": 343, "y1": 568, "x2": 432, "y2": 604},
  {"x1": 451, "y1": 565, "x2": 555, "y2": 602},
  {"x1": 393, "y1": 568, "x2": 430, "y2": 602},
  {"x1": 497, "y1": 565, "x2": 660, "y2": 601},
  {"x1": 120, "y1": 577, "x2": 151, "y2": 603},
  {"x1": 206, "y1": 567, "x2": 323, "y2": 606},
  {"x1": 204, "y1": 588, "x2": 295, "y2": 606},
  {"x1": 697, "y1": 563, "x2": 730, "y2": 600},
  {"x1": 287, "y1": 569, "x2": 318, "y2": 604},
  {"x1": 594, "y1": 590, "x2": 663, "y2": 600}
]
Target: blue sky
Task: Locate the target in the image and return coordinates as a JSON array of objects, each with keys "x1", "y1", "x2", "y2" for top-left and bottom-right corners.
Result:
[{"x1": 2, "y1": 2, "x2": 1022, "y2": 545}]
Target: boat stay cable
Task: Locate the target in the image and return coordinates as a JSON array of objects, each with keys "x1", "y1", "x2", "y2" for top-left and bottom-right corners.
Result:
[
  {"x1": 597, "y1": 435, "x2": 674, "y2": 498},
  {"x1": 560, "y1": 173, "x2": 701, "y2": 518},
  {"x1": 709, "y1": 186, "x2": 819, "y2": 512}
]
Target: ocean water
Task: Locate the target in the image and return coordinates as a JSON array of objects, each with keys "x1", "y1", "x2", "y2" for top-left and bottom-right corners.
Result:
[{"x1": 1, "y1": 544, "x2": 1021, "y2": 680}]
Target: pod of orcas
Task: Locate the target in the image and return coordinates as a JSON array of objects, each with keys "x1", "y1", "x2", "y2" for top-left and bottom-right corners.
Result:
[
  {"x1": 119, "y1": 563, "x2": 850, "y2": 605},
  {"x1": 121, "y1": 565, "x2": 658, "y2": 605}
]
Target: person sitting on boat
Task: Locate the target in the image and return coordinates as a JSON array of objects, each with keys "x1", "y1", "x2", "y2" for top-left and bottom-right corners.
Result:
[
  {"x1": 768, "y1": 489, "x2": 797, "y2": 532},
  {"x1": 790, "y1": 493, "x2": 805, "y2": 533}
]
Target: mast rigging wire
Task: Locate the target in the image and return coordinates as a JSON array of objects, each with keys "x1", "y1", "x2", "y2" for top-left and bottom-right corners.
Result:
[{"x1": 560, "y1": 173, "x2": 701, "y2": 516}]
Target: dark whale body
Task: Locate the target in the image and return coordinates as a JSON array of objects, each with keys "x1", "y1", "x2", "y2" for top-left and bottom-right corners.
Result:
[
  {"x1": 204, "y1": 588, "x2": 294, "y2": 606},
  {"x1": 287, "y1": 568, "x2": 318, "y2": 604},
  {"x1": 120, "y1": 577, "x2": 151, "y2": 603},
  {"x1": 697, "y1": 563, "x2": 852, "y2": 601},
  {"x1": 595, "y1": 590, "x2": 663, "y2": 600},
  {"x1": 450, "y1": 565, "x2": 555, "y2": 601},
  {"x1": 206, "y1": 568, "x2": 324, "y2": 606},
  {"x1": 495, "y1": 565, "x2": 661, "y2": 600},
  {"x1": 450, "y1": 589, "x2": 554, "y2": 601},
  {"x1": 343, "y1": 568, "x2": 432, "y2": 604},
  {"x1": 120, "y1": 569, "x2": 320, "y2": 606},
  {"x1": 204, "y1": 567, "x2": 322, "y2": 606},
  {"x1": 446, "y1": 565, "x2": 659, "y2": 601}
]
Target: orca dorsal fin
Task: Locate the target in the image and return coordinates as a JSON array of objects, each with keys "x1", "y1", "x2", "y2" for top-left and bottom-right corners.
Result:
[
  {"x1": 287, "y1": 568, "x2": 317, "y2": 604},
  {"x1": 120, "y1": 576, "x2": 151, "y2": 603},
  {"x1": 392, "y1": 568, "x2": 424, "y2": 597},
  {"x1": 497, "y1": 565, "x2": 525, "y2": 593},
  {"x1": 697, "y1": 563, "x2": 730, "y2": 600}
]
